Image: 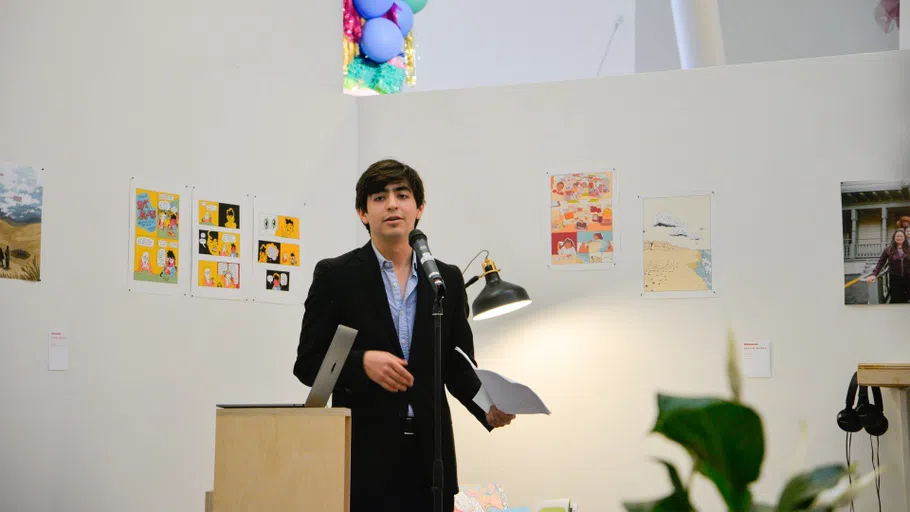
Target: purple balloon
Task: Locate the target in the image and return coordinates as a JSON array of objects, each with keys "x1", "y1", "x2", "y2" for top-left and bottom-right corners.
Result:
[
  {"x1": 390, "y1": 1, "x2": 413, "y2": 36},
  {"x1": 353, "y1": 0, "x2": 394, "y2": 19},
  {"x1": 360, "y1": 17, "x2": 404, "y2": 63}
]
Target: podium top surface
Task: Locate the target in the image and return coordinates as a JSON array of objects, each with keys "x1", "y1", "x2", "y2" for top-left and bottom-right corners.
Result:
[
  {"x1": 857, "y1": 363, "x2": 910, "y2": 388},
  {"x1": 216, "y1": 406, "x2": 352, "y2": 417}
]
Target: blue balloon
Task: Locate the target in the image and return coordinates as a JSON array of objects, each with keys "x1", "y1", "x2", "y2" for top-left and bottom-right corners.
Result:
[
  {"x1": 360, "y1": 17, "x2": 404, "y2": 63},
  {"x1": 392, "y1": 1, "x2": 413, "y2": 36},
  {"x1": 353, "y1": 0, "x2": 394, "y2": 19}
]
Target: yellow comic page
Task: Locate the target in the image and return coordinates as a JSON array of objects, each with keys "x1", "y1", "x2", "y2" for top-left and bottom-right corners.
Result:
[
  {"x1": 198, "y1": 260, "x2": 240, "y2": 288},
  {"x1": 199, "y1": 200, "x2": 219, "y2": 227},
  {"x1": 276, "y1": 216, "x2": 299, "y2": 239},
  {"x1": 134, "y1": 188, "x2": 180, "y2": 284},
  {"x1": 280, "y1": 243, "x2": 300, "y2": 266}
]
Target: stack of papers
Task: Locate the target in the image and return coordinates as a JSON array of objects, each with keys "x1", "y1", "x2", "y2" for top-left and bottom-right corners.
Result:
[{"x1": 455, "y1": 347, "x2": 551, "y2": 415}]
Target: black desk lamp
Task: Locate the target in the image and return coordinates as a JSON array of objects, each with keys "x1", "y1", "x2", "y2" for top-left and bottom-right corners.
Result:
[{"x1": 464, "y1": 250, "x2": 532, "y2": 320}]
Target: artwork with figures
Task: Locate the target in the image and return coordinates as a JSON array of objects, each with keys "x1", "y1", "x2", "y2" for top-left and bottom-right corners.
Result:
[
  {"x1": 549, "y1": 171, "x2": 614, "y2": 267},
  {"x1": 454, "y1": 484, "x2": 509, "y2": 512},
  {"x1": 132, "y1": 188, "x2": 180, "y2": 285},
  {"x1": 251, "y1": 195, "x2": 304, "y2": 305},
  {"x1": 190, "y1": 190, "x2": 250, "y2": 300},
  {"x1": 641, "y1": 193, "x2": 713, "y2": 296},
  {"x1": 0, "y1": 162, "x2": 43, "y2": 282},
  {"x1": 842, "y1": 180, "x2": 910, "y2": 305}
]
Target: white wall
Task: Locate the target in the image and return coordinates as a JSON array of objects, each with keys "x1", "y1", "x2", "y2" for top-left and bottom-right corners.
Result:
[
  {"x1": 404, "y1": 0, "x2": 635, "y2": 92},
  {"x1": 0, "y1": 1, "x2": 357, "y2": 511},
  {"x1": 358, "y1": 50, "x2": 910, "y2": 510},
  {"x1": 637, "y1": 0, "x2": 899, "y2": 73}
]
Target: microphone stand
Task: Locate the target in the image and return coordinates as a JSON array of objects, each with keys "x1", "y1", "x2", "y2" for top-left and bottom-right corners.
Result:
[{"x1": 432, "y1": 285, "x2": 444, "y2": 512}]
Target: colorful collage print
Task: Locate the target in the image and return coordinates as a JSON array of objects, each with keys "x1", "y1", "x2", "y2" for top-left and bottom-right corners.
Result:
[
  {"x1": 258, "y1": 213, "x2": 299, "y2": 292},
  {"x1": 197, "y1": 200, "x2": 241, "y2": 289},
  {"x1": 133, "y1": 188, "x2": 180, "y2": 284},
  {"x1": 550, "y1": 171, "x2": 614, "y2": 266}
]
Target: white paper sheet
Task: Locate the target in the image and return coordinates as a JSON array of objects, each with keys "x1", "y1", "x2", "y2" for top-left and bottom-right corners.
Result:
[
  {"x1": 49, "y1": 331, "x2": 69, "y2": 371},
  {"x1": 127, "y1": 178, "x2": 189, "y2": 296},
  {"x1": 250, "y1": 195, "x2": 305, "y2": 305},
  {"x1": 455, "y1": 347, "x2": 551, "y2": 415},
  {"x1": 190, "y1": 187, "x2": 251, "y2": 301},
  {"x1": 741, "y1": 341, "x2": 771, "y2": 378}
]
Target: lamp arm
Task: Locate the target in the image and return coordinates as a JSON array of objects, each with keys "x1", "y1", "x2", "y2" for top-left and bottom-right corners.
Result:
[
  {"x1": 465, "y1": 275, "x2": 480, "y2": 288},
  {"x1": 461, "y1": 249, "x2": 490, "y2": 277}
]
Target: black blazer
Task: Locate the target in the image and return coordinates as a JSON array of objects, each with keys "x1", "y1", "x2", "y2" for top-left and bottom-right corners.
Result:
[{"x1": 294, "y1": 241, "x2": 491, "y2": 497}]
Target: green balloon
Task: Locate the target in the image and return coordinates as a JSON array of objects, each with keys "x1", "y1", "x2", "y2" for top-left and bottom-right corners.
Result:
[{"x1": 404, "y1": 0, "x2": 427, "y2": 14}]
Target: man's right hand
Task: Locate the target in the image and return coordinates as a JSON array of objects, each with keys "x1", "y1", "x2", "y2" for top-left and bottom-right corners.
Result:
[{"x1": 363, "y1": 350, "x2": 414, "y2": 392}]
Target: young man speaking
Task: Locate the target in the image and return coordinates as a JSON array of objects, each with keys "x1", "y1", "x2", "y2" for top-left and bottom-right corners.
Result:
[{"x1": 294, "y1": 159, "x2": 515, "y2": 511}]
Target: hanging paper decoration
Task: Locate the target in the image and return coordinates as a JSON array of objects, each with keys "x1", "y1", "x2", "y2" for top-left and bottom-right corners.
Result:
[{"x1": 343, "y1": 0, "x2": 427, "y2": 95}]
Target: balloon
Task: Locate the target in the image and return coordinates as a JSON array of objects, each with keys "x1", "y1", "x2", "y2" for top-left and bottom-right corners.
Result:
[
  {"x1": 360, "y1": 18, "x2": 404, "y2": 63},
  {"x1": 353, "y1": 0, "x2": 394, "y2": 19},
  {"x1": 403, "y1": 0, "x2": 427, "y2": 14},
  {"x1": 389, "y1": 1, "x2": 413, "y2": 36}
]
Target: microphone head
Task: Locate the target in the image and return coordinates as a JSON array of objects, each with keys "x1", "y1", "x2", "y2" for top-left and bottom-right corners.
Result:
[{"x1": 408, "y1": 229, "x2": 426, "y2": 247}]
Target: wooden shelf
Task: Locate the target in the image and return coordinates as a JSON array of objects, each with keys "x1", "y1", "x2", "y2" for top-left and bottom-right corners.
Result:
[{"x1": 857, "y1": 363, "x2": 910, "y2": 388}]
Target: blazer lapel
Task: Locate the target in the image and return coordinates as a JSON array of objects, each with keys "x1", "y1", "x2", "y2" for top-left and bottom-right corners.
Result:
[{"x1": 357, "y1": 242, "x2": 405, "y2": 359}]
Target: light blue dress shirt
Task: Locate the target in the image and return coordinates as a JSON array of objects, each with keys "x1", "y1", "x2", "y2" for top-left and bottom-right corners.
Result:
[{"x1": 372, "y1": 242, "x2": 419, "y2": 416}]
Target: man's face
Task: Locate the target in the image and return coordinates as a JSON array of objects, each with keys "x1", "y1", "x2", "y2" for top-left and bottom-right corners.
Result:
[
  {"x1": 358, "y1": 181, "x2": 424, "y2": 240},
  {"x1": 207, "y1": 232, "x2": 221, "y2": 254}
]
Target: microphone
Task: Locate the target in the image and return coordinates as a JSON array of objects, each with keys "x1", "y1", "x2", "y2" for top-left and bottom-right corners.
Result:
[{"x1": 409, "y1": 229, "x2": 447, "y2": 297}]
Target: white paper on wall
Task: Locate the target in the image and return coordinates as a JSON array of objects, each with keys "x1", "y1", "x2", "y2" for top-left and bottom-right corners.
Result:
[
  {"x1": 741, "y1": 341, "x2": 772, "y2": 378},
  {"x1": 190, "y1": 186, "x2": 252, "y2": 301},
  {"x1": 127, "y1": 178, "x2": 189, "y2": 296},
  {"x1": 251, "y1": 195, "x2": 305, "y2": 305}
]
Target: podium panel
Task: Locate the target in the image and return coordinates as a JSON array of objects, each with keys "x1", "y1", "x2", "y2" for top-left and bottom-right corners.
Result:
[{"x1": 212, "y1": 407, "x2": 351, "y2": 512}]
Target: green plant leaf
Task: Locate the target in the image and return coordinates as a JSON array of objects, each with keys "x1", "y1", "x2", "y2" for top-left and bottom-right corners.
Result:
[
  {"x1": 776, "y1": 464, "x2": 846, "y2": 511},
  {"x1": 750, "y1": 504, "x2": 774, "y2": 512},
  {"x1": 623, "y1": 459, "x2": 694, "y2": 512},
  {"x1": 652, "y1": 394, "x2": 764, "y2": 512}
]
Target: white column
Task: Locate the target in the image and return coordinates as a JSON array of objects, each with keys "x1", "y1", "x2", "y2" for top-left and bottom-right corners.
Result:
[
  {"x1": 883, "y1": 207, "x2": 889, "y2": 243},
  {"x1": 670, "y1": 0, "x2": 727, "y2": 69}
]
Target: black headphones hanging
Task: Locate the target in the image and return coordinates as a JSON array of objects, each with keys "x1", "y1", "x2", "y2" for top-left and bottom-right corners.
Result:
[
  {"x1": 837, "y1": 371, "x2": 888, "y2": 436},
  {"x1": 857, "y1": 385, "x2": 889, "y2": 437},
  {"x1": 837, "y1": 371, "x2": 886, "y2": 512},
  {"x1": 837, "y1": 372, "x2": 863, "y2": 433}
]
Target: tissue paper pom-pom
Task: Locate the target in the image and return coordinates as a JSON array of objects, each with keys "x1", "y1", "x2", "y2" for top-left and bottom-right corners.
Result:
[
  {"x1": 344, "y1": 56, "x2": 405, "y2": 95},
  {"x1": 353, "y1": 0, "x2": 394, "y2": 19},
  {"x1": 343, "y1": 0, "x2": 364, "y2": 41},
  {"x1": 360, "y1": 17, "x2": 404, "y2": 63}
]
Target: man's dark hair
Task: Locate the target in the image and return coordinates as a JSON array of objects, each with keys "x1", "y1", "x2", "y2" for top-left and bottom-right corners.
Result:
[{"x1": 355, "y1": 159, "x2": 425, "y2": 232}]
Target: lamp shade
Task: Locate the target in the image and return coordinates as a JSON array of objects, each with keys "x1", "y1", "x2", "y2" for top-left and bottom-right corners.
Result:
[{"x1": 471, "y1": 270, "x2": 531, "y2": 321}]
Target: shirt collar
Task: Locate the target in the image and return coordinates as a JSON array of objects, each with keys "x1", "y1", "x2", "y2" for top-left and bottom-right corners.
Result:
[{"x1": 371, "y1": 241, "x2": 418, "y2": 274}]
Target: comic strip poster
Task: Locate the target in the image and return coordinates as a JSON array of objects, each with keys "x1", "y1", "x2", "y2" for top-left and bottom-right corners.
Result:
[
  {"x1": 252, "y1": 196, "x2": 303, "y2": 305},
  {"x1": 549, "y1": 170, "x2": 615, "y2": 269},
  {"x1": 128, "y1": 179, "x2": 188, "y2": 295},
  {"x1": 0, "y1": 162, "x2": 43, "y2": 282},
  {"x1": 191, "y1": 189, "x2": 251, "y2": 300}
]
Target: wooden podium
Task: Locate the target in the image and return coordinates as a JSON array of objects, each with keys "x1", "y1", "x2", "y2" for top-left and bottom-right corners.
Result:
[
  {"x1": 857, "y1": 363, "x2": 910, "y2": 511},
  {"x1": 210, "y1": 406, "x2": 351, "y2": 512}
]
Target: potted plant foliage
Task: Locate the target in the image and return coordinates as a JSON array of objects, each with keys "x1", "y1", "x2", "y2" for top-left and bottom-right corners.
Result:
[{"x1": 624, "y1": 329, "x2": 880, "y2": 511}]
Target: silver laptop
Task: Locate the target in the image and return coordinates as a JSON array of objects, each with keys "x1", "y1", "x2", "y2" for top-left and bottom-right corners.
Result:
[{"x1": 216, "y1": 324, "x2": 358, "y2": 409}]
